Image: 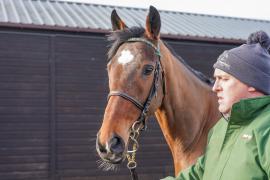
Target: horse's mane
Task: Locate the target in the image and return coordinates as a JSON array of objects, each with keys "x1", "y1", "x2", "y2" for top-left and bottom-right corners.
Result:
[
  {"x1": 163, "y1": 42, "x2": 214, "y2": 85},
  {"x1": 107, "y1": 26, "x2": 213, "y2": 85}
]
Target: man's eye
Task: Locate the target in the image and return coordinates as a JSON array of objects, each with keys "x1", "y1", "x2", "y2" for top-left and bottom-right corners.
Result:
[{"x1": 143, "y1": 65, "x2": 154, "y2": 75}]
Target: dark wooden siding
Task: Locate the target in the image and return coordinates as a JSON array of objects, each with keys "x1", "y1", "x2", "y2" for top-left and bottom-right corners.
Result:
[
  {"x1": 0, "y1": 29, "x2": 238, "y2": 180},
  {"x1": 0, "y1": 32, "x2": 50, "y2": 180},
  {"x1": 54, "y1": 35, "x2": 111, "y2": 178}
]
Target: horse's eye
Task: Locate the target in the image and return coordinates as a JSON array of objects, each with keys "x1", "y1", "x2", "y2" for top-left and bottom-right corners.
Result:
[{"x1": 143, "y1": 65, "x2": 154, "y2": 75}]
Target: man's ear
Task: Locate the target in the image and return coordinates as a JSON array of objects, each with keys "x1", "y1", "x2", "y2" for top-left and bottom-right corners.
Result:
[{"x1": 111, "y1": 9, "x2": 128, "y2": 31}]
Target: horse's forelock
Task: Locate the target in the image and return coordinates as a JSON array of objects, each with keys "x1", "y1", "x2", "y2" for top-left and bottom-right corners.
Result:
[{"x1": 107, "y1": 26, "x2": 145, "y2": 61}]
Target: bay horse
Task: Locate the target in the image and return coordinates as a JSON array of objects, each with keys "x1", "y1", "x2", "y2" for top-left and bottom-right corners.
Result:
[{"x1": 96, "y1": 6, "x2": 220, "y2": 176}]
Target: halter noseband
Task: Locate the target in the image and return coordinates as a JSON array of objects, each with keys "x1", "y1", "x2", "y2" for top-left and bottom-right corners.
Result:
[{"x1": 107, "y1": 37, "x2": 164, "y2": 180}]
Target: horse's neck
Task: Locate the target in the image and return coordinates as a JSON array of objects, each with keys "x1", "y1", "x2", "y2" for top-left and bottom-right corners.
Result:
[{"x1": 155, "y1": 42, "x2": 219, "y2": 173}]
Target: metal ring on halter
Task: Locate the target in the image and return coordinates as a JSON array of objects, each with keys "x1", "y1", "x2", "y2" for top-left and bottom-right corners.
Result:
[
  {"x1": 130, "y1": 131, "x2": 139, "y2": 140},
  {"x1": 127, "y1": 161, "x2": 137, "y2": 169},
  {"x1": 132, "y1": 120, "x2": 143, "y2": 132},
  {"x1": 127, "y1": 139, "x2": 139, "y2": 153}
]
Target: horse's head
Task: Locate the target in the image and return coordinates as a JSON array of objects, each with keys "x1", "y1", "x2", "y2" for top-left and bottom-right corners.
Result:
[{"x1": 96, "y1": 6, "x2": 165, "y2": 168}]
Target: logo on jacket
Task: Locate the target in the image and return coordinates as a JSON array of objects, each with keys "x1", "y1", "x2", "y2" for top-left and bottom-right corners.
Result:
[{"x1": 241, "y1": 134, "x2": 252, "y2": 140}]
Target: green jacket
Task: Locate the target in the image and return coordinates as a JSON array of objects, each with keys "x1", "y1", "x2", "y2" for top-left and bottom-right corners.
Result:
[{"x1": 162, "y1": 96, "x2": 270, "y2": 180}]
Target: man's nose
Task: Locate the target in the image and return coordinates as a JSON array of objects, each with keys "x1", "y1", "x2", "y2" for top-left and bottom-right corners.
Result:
[{"x1": 212, "y1": 80, "x2": 219, "y2": 92}]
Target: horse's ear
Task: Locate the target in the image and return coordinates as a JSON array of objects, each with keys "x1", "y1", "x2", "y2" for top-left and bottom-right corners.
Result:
[
  {"x1": 111, "y1": 9, "x2": 128, "y2": 31},
  {"x1": 145, "y1": 6, "x2": 161, "y2": 40}
]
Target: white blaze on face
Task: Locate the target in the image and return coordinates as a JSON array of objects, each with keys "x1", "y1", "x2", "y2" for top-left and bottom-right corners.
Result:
[{"x1": 118, "y1": 50, "x2": 134, "y2": 64}]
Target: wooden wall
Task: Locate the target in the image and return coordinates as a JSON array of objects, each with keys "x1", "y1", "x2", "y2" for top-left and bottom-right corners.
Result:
[{"x1": 0, "y1": 32, "x2": 50, "y2": 179}]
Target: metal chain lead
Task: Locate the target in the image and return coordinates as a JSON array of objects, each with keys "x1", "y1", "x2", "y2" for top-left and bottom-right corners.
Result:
[
  {"x1": 126, "y1": 143, "x2": 138, "y2": 169},
  {"x1": 126, "y1": 120, "x2": 143, "y2": 169}
]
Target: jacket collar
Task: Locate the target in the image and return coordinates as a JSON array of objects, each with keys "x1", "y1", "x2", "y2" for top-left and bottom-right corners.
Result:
[{"x1": 229, "y1": 95, "x2": 270, "y2": 124}]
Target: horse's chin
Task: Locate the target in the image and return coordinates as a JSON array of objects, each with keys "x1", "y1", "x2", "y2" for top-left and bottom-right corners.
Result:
[
  {"x1": 96, "y1": 150, "x2": 127, "y2": 171},
  {"x1": 102, "y1": 154, "x2": 126, "y2": 164},
  {"x1": 97, "y1": 154, "x2": 126, "y2": 171}
]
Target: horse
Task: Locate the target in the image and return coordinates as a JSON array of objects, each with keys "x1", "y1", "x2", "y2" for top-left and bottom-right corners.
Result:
[{"x1": 96, "y1": 6, "x2": 220, "y2": 176}]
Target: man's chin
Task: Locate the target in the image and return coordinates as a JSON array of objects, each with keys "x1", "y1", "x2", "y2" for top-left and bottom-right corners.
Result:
[{"x1": 218, "y1": 106, "x2": 230, "y2": 115}]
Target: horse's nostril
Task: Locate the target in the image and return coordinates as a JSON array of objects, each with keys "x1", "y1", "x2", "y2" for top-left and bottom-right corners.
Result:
[
  {"x1": 109, "y1": 135, "x2": 124, "y2": 154},
  {"x1": 99, "y1": 145, "x2": 107, "y2": 153},
  {"x1": 97, "y1": 140, "x2": 107, "y2": 154}
]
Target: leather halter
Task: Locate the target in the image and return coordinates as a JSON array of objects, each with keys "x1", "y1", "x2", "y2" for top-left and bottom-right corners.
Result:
[{"x1": 107, "y1": 37, "x2": 163, "y2": 130}]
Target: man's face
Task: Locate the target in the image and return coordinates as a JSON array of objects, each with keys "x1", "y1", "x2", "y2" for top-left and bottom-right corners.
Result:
[{"x1": 212, "y1": 69, "x2": 251, "y2": 115}]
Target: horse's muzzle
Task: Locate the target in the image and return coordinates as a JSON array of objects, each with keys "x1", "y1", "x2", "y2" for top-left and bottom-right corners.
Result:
[{"x1": 96, "y1": 133, "x2": 126, "y2": 164}]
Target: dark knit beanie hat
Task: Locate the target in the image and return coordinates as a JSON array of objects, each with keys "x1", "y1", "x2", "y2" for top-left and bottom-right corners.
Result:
[{"x1": 213, "y1": 31, "x2": 270, "y2": 95}]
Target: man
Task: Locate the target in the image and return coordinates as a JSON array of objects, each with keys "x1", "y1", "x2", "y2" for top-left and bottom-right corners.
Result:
[{"x1": 162, "y1": 30, "x2": 270, "y2": 180}]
